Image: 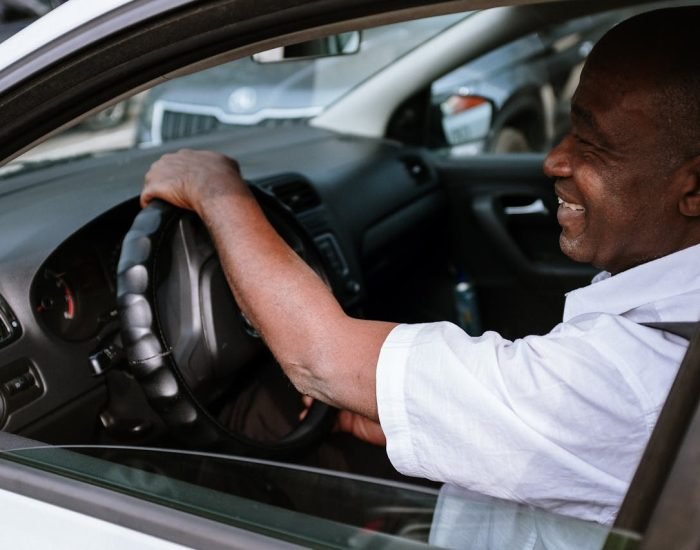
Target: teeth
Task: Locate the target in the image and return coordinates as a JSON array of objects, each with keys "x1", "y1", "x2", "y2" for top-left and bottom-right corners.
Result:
[{"x1": 557, "y1": 197, "x2": 585, "y2": 212}]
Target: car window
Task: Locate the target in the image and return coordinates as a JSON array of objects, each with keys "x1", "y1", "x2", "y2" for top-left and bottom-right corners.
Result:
[
  {"x1": 2, "y1": 6, "x2": 649, "y2": 175},
  {"x1": 140, "y1": 13, "x2": 467, "y2": 147},
  {"x1": 0, "y1": 446, "x2": 639, "y2": 548},
  {"x1": 428, "y1": 9, "x2": 636, "y2": 157},
  {"x1": 4, "y1": 12, "x2": 466, "y2": 173}
]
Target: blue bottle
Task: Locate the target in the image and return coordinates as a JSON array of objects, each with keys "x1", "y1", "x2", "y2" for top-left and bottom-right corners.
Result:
[{"x1": 454, "y1": 277, "x2": 481, "y2": 336}]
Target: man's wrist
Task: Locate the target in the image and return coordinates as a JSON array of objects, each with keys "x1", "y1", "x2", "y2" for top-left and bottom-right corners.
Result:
[{"x1": 193, "y1": 176, "x2": 252, "y2": 215}]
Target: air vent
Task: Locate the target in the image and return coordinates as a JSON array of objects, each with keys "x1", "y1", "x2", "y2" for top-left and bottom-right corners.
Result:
[
  {"x1": 270, "y1": 180, "x2": 321, "y2": 213},
  {"x1": 0, "y1": 296, "x2": 20, "y2": 349}
]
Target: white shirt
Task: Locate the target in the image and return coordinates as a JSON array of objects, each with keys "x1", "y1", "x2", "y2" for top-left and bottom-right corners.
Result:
[{"x1": 376, "y1": 244, "x2": 700, "y2": 526}]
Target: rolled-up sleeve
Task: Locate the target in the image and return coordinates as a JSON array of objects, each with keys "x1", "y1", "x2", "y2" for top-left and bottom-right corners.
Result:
[{"x1": 375, "y1": 319, "x2": 672, "y2": 524}]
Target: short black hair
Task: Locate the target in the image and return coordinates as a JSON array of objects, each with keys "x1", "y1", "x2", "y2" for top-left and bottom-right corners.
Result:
[{"x1": 590, "y1": 7, "x2": 700, "y2": 163}]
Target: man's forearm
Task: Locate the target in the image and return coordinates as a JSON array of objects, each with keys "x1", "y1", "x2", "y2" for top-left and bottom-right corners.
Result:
[{"x1": 196, "y1": 189, "x2": 395, "y2": 421}]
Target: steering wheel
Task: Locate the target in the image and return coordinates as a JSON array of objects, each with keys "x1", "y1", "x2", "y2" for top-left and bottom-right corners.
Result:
[{"x1": 116, "y1": 186, "x2": 336, "y2": 458}]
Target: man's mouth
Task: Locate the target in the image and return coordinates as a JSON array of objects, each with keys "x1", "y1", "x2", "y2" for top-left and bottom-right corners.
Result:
[{"x1": 557, "y1": 197, "x2": 585, "y2": 212}]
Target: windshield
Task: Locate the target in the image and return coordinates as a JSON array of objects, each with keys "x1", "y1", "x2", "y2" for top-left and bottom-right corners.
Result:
[{"x1": 5, "y1": 12, "x2": 466, "y2": 172}]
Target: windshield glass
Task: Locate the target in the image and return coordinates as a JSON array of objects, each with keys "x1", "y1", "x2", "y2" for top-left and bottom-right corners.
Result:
[
  {"x1": 5, "y1": 12, "x2": 466, "y2": 173},
  {"x1": 0, "y1": 445, "x2": 637, "y2": 548}
]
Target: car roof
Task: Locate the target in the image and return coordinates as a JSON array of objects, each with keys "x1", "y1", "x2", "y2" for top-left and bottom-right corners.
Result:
[{"x1": 0, "y1": 0, "x2": 137, "y2": 69}]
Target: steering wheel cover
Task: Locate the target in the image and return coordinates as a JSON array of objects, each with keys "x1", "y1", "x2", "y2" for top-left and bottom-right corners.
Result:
[{"x1": 117, "y1": 189, "x2": 335, "y2": 457}]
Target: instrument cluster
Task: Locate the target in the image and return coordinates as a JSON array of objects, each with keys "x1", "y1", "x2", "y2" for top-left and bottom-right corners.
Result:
[
  {"x1": 30, "y1": 200, "x2": 139, "y2": 342},
  {"x1": 32, "y1": 257, "x2": 117, "y2": 342}
]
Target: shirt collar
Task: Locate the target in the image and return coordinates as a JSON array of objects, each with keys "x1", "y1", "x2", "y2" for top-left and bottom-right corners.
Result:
[{"x1": 563, "y1": 243, "x2": 700, "y2": 322}]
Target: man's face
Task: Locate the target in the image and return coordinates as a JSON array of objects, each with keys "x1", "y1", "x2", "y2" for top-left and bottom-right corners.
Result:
[{"x1": 543, "y1": 59, "x2": 682, "y2": 274}]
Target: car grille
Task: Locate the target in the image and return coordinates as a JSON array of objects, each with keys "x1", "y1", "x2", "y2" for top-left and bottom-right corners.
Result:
[
  {"x1": 153, "y1": 105, "x2": 316, "y2": 144},
  {"x1": 160, "y1": 111, "x2": 221, "y2": 142}
]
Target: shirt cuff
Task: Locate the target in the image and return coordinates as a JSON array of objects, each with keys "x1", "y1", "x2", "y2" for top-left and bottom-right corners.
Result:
[{"x1": 376, "y1": 323, "x2": 427, "y2": 477}]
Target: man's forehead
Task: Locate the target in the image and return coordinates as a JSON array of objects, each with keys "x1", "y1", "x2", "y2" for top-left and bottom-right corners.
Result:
[
  {"x1": 575, "y1": 60, "x2": 658, "y2": 116},
  {"x1": 571, "y1": 64, "x2": 661, "y2": 152}
]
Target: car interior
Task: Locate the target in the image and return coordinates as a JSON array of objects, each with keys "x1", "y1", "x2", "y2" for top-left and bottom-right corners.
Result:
[
  {"x1": 0, "y1": 2, "x2": 607, "y2": 448},
  {"x1": 0, "y1": 0, "x2": 698, "y2": 546}
]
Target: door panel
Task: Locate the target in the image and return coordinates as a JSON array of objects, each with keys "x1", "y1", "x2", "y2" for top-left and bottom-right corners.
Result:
[{"x1": 437, "y1": 153, "x2": 596, "y2": 339}]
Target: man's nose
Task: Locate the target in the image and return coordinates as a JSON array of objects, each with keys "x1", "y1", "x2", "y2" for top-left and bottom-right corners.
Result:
[{"x1": 543, "y1": 134, "x2": 573, "y2": 179}]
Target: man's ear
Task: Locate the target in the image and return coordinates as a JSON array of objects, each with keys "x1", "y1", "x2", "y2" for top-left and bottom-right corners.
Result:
[{"x1": 678, "y1": 154, "x2": 700, "y2": 217}]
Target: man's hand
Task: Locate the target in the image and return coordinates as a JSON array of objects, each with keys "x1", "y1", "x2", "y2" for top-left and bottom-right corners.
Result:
[
  {"x1": 301, "y1": 397, "x2": 386, "y2": 446},
  {"x1": 141, "y1": 149, "x2": 250, "y2": 213},
  {"x1": 336, "y1": 409, "x2": 387, "y2": 446}
]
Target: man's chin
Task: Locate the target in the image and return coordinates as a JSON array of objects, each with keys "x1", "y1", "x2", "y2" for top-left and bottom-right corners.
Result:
[{"x1": 559, "y1": 234, "x2": 595, "y2": 266}]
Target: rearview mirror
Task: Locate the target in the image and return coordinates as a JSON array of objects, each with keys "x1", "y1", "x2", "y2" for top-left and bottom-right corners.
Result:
[{"x1": 253, "y1": 32, "x2": 361, "y2": 62}]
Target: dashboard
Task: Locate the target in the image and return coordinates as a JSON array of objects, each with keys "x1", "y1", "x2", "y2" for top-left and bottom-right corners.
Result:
[{"x1": 0, "y1": 124, "x2": 447, "y2": 443}]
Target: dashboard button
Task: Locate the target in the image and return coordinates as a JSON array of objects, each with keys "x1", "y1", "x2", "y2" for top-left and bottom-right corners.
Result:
[{"x1": 3, "y1": 373, "x2": 35, "y2": 396}]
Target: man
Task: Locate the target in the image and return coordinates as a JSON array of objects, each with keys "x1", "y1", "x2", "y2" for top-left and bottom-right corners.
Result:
[{"x1": 140, "y1": 7, "x2": 700, "y2": 526}]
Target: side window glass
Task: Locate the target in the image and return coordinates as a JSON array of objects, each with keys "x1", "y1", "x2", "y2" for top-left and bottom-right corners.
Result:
[
  {"x1": 428, "y1": 11, "x2": 627, "y2": 157},
  {"x1": 8, "y1": 93, "x2": 145, "y2": 168}
]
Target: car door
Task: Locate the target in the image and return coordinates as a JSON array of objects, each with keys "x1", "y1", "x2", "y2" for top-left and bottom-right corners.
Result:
[{"x1": 437, "y1": 153, "x2": 596, "y2": 339}]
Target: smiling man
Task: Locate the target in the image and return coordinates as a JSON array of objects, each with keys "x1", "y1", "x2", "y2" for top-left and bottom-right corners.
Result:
[
  {"x1": 547, "y1": 17, "x2": 700, "y2": 273},
  {"x1": 141, "y1": 7, "x2": 700, "y2": 526}
]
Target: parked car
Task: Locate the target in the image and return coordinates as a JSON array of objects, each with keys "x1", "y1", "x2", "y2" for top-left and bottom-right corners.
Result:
[
  {"x1": 0, "y1": 0, "x2": 49, "y2": 42},
  {"x1": 135, "y1": 14, "x2": 467, "y2": 147},
  {"x1": 429, "y1": 10, "x2": 630, "y2": 154},
  {"x1": 0, "y1": 0, "x2": 697, "y2": 548},
  {"x1": 0, "y1": 0, "x2": 49, "y2": 22},
  {"x1": 137, "y1": 8, "x2": 632, "y2": 155}
]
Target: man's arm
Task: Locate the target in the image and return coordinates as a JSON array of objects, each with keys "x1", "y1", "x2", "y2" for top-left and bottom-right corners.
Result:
[{"x1": 141, "y1": 149, "x2": 397, "y2": 421}]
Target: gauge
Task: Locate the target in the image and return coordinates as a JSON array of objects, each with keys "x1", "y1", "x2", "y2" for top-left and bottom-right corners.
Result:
[{"x1": 34, "y1": 269, "x2": 80, "y2": 339}]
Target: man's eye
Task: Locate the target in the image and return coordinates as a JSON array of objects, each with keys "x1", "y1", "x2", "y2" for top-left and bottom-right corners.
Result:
[{"x1": 573, "y1": 134, "x2": 593, "y2": 147}]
